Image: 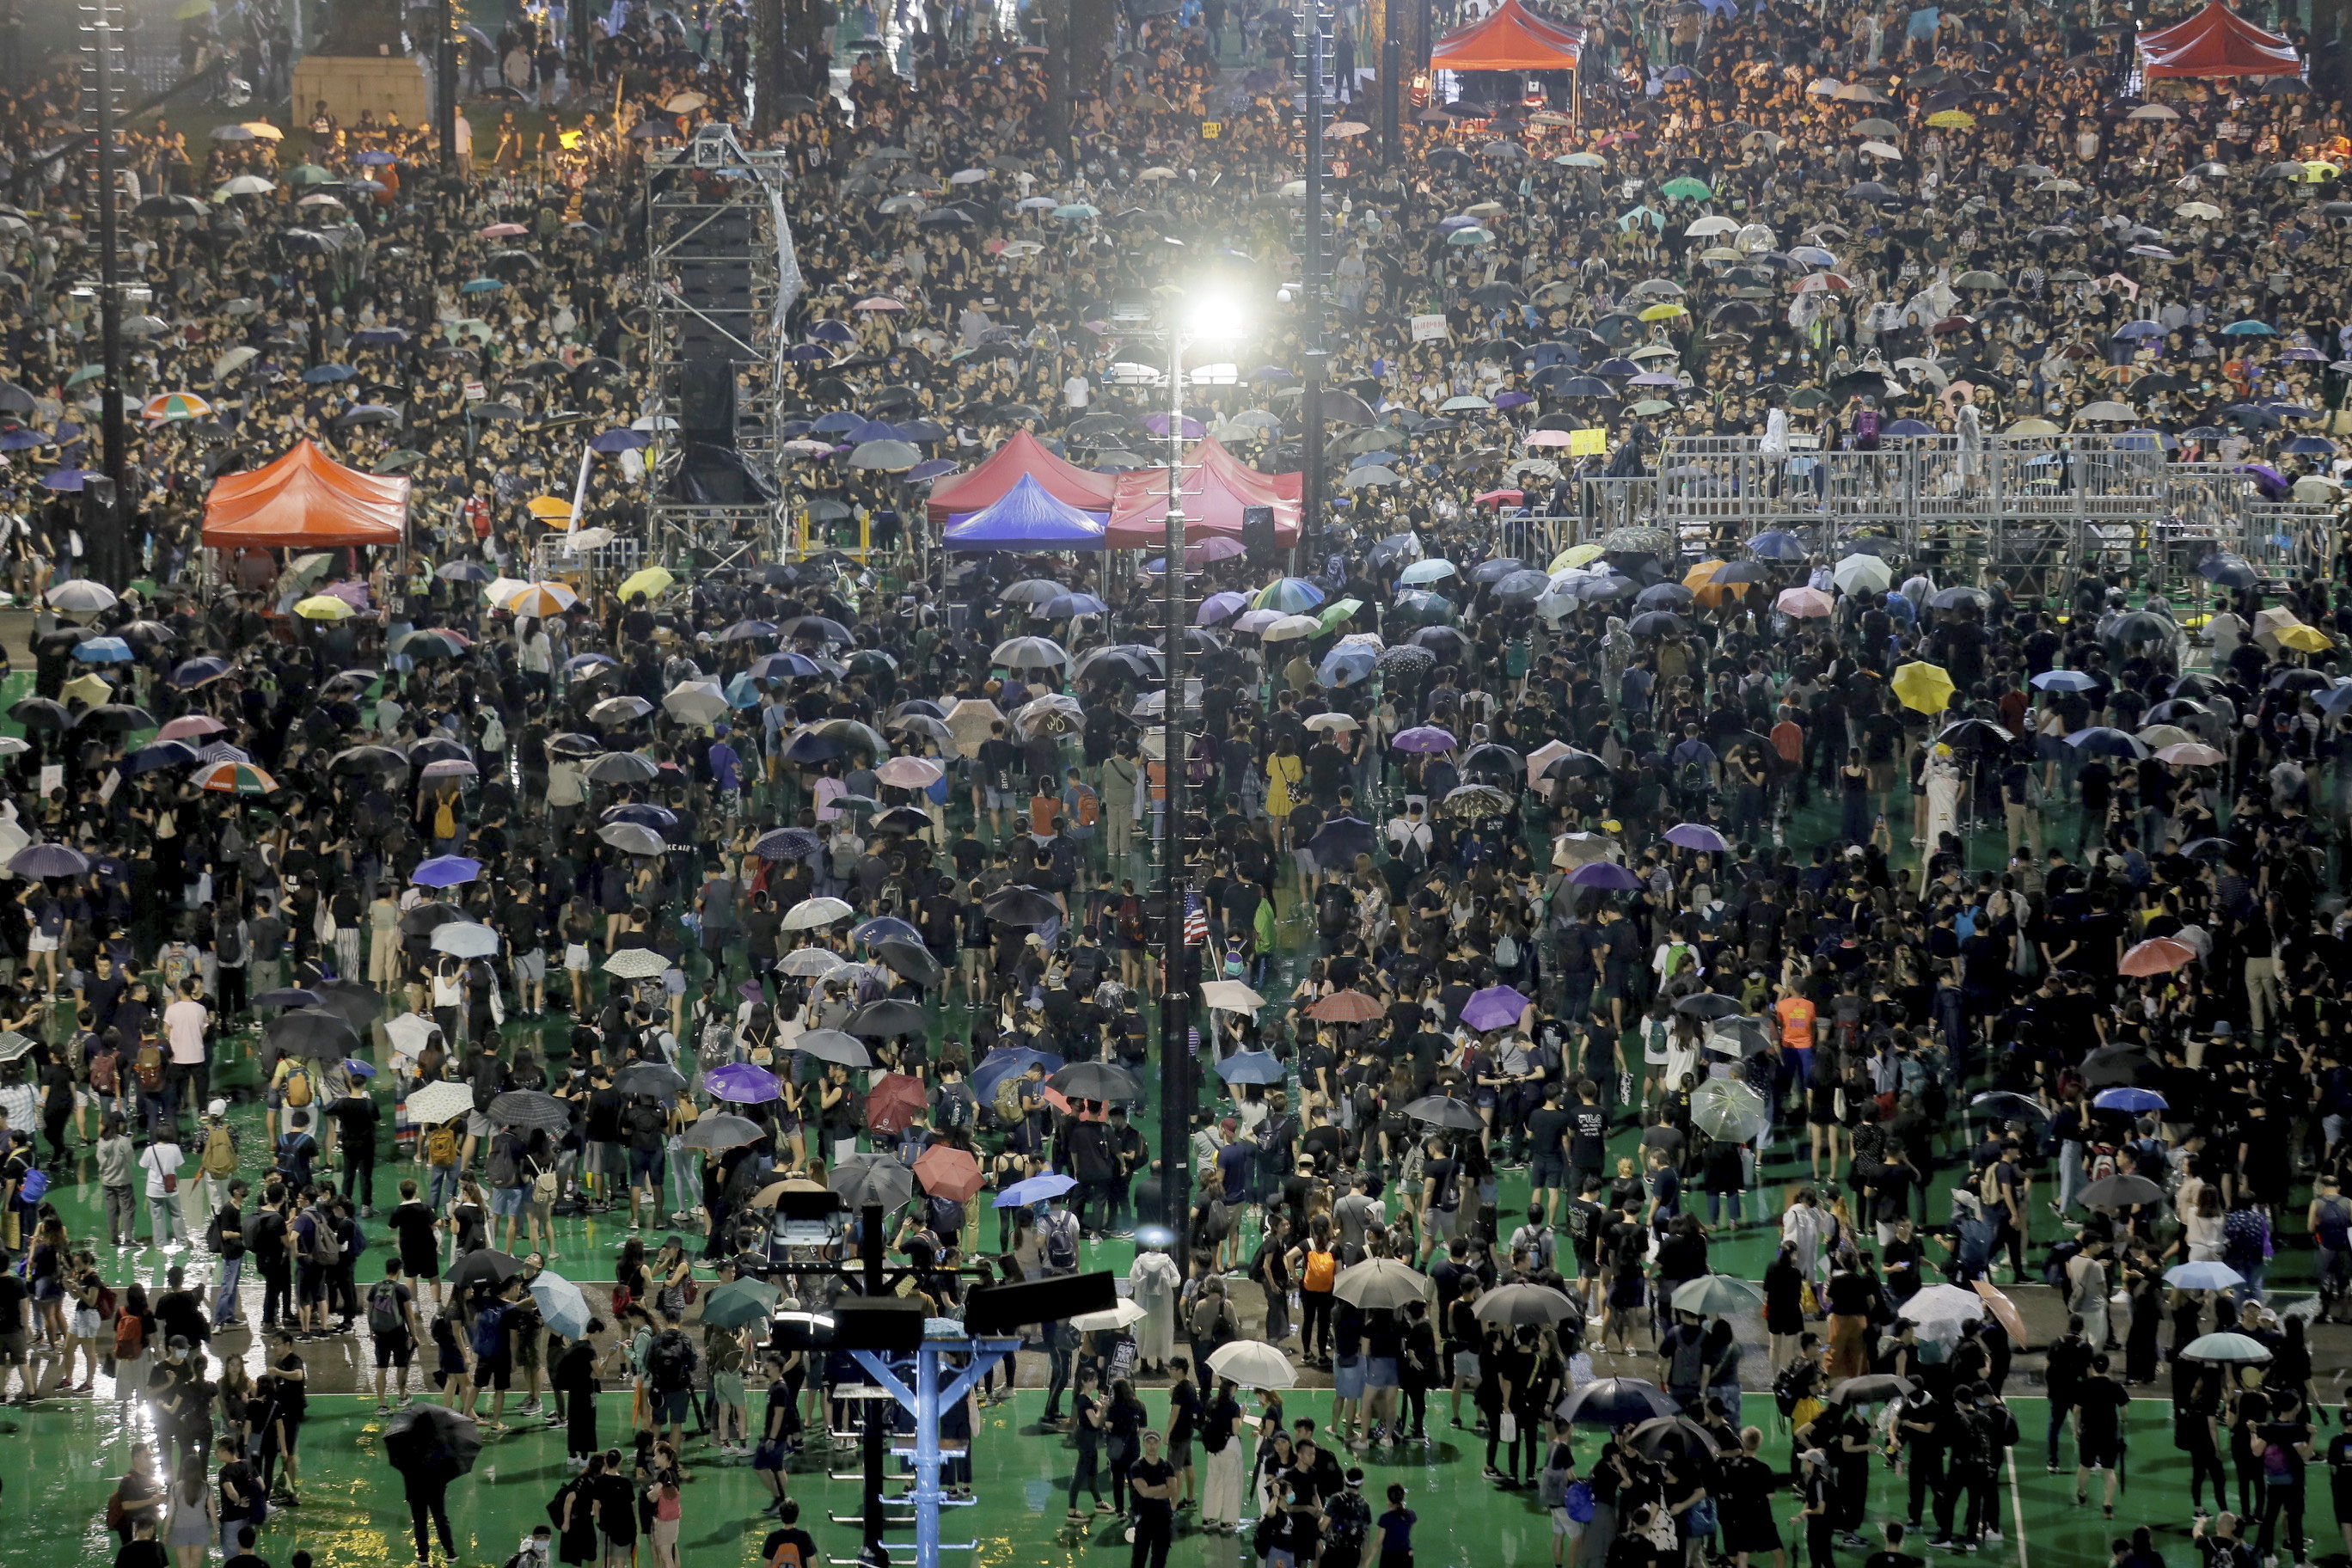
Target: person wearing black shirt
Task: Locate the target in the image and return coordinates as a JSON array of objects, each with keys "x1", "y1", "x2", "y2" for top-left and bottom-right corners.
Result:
[
  {"x1": 1164, "y1": 1365, "x2": 1201, "y2": 1507},
  {"x1": 2251, "y1": 1392, "x2": 2314, "y2": 1564},
  {"x1": 760, "y1": 1499, "x2": 820, "y2": 1568},
  {"x1": 1526, "y1": 1088, "x2": 1572, "y2": 1224},
  {"x1": 1128, "y1": 1430, "x2": 1177, "y2": 1568},
  {"x1": 2072, "y1": 1354, "x2": 2130, "y2": 1518}
]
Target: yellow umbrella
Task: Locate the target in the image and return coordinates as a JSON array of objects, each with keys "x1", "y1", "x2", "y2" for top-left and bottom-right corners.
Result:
[
  {"x1": 1926, "y1": 109, "x2": 1975, "y2": 128},
  {"x1": 1637, "y1": 302, "x2": 1689, "y2": 321},
  {"x1": 2299, "y1": 160, "x2": 2342, "y2": 182},
  {"x1": 618, "y1": 567, "x2": 675, "y2": 601},
  {"x1": 1549, "y1": 542, "x2": 1607, "y2": 572},
  {"x1": 505, "y1": 582, "x2": 579, "y2": 617},
  {"x1": 1682, "y1": 559, "x2": 1730, "y2": 587},
  {"x1": 2277, "y1": 623, "x2": 2332, "y2": 652},
  {"x1": 1891, "y1": 660, "x2": 1957, "y2": 714},
  {"x1": 62, "y1": 673, "x2": 113, "y2": 707},
  {"x1": 294, "y1": 594, "x2": 355, "y2": 621},
  {"x1": 526, "y1": 494, "x2": 573, "y2": 520}
]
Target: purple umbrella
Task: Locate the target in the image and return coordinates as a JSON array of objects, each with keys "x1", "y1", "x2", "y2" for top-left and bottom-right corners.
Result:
[
  {"x1": 1493, "y1": 390, "x2": 1534, "y2": 408},
  {"x1": 1197, "y1": 591, "x2": 1249, "y2": 624},
  {"x1": 1663, "y1": 822, "x2": 1730, "y2": 853},
  {"x1": 1392, "y1": 725, "x2": 1458, "y2": 753},
  {"x1": 1568, "y1": 861, "x2": 1644, "y2": 891},
  {"x1": 1142, "y1": 413, "x2": 1207, "y2": 438},
  {"x1": 707, "y1": 1063, "x2": 783, "y2": 1104},
  {"x1": 1461, "y1": 984, "x2": 1532, "y2": 1033}
]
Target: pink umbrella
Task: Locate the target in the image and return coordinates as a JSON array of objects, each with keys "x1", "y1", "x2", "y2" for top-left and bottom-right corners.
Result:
[
  {"x1": 2118, "y1": 937, "x2": 2197, "y2": 977},
  {"x1": 1528, "y1": 430, "x2": 1577, "y2": 447},
  {"x1": 2154, "y1": 742, "x2": 2224, "y2": 768},
  {"x1": 854, "y1": 296, "x2": 908, "y2": 311},
  {"x1": 875, "y1": 756, "x2": 944, "y2": 789},
  {"x1": 478, "y1": 222, "x2": 529, "y2": 238},
  {"x1": 1776, "y1": 585, "x2": 1834, "y2": 618},
  {"x1": 159, "y1": 714, "x2": 227, "y2": 742}
]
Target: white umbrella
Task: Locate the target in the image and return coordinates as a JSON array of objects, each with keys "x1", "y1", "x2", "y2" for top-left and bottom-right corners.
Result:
[
  {"x1": 404, "y1": 1080, "x2": 475, "y2": 1125},
  {"x1": 663, "y1": 680, "x2": 730, "y2": 725},
  {"x1": 1896, "y1": 1284, "x2": 1986, "y2": 1324},
  {"x1": 386, "y1": 1012, "x2": 440, "y2": 1059},
  {"x1": 1071, "y1": 1300, "x2": 1149, "y2": 1332},
  {"x1": 783, "y1": 896, "x2": 854, "y2": 931},
  {"x1": 1261, "y1": 614, "x2": 1322, "y2": 642},
  {"x1": 1833, "y1": 554, "x2": 1894, "y2": 595},
  {"x1": 1333, "y1": 1258, "x2": 1434, "y2": 1310},
  {"x1": 1199, "y1": 980, "x2": 1265, "y2": 1013},
  {"x1": 603, "y1": 948, "x2": 672, "y2": 980},
  {"x1": 781, "y1": 946, "x2": 848, "y2": 976},
  {"x1": 1206, "y1": 1340, "x2": 1298, "y2": 1389},
  {"x1": 46, "y1": 580, "x2": 117, "y2": 613},
  {"x1": 429, "y1": 921, "x2": 500, "y2": 958}
]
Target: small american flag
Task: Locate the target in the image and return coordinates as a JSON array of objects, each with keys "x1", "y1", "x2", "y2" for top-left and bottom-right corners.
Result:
[{"x1": 1183, "y1": 891, "x2": 1209, "y2": 946}]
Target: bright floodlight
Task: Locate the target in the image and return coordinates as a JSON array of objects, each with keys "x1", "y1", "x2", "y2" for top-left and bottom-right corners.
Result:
[{"x1": 1187, "y1": 293, "x2": 1246, "y2": 341}]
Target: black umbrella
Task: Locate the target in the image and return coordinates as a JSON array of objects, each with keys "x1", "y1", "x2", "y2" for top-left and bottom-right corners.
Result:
[
  {"x1": 2078, "y1": 1173, "x2": 2165, "y2": 1209},
  {"x1": 871, "y1": 938, "x2": 944, "y2": 988},
  {"x1": 983, "y1": 885, "x2": 1061, "y2": 925},
  {"x1": 681, "y1": 1113, "x2": 767, "y2": 1152},
  {"x1": 1307, "y1": 815, "x2": 1376, "y2": 869},
  {"x1": 1673, "y1": 992, "x2": 1743, "y2": 1020},
  {"x1": 1050, "y1": 1061, "x2": 1142, "y2": 1101},
  {"x1": 400, "y1": 901, "x2": 467, "y2": 935},
  {"x1": 383, "y1": 1404, "x2": 484, "y2": 1480},
  {"x1": 793, "y1": 1029, "x2": 873, "y2": 1068},
  {"x1": 616, "y1": 1063, "x2": 688, "y2": 1100},
  {"x1": 442, "y1": 1248, "x2": 524, "y2": 1288},
  {"x1": 1403, "y1": 1094, "x2": 1483, "y2": 1130},
  {"x1": 845, "y1": 998, "x2": 927, "y2": 1038},
  {"x1": 311, "y1": 978, "x2": 383, "y2": 1032},
  {"x1": 266, "y1": 1008, "x2": 362, "y2": 1061},
  {"x1": 487, "y1": 1089, "x2": 570, "y2": 1135},
  {"x1": 830, "y1": 1153, "x2": 916, "y2": 1210}
]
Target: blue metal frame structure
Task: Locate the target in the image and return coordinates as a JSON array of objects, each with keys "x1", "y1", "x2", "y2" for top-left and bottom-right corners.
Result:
[{"x1": 842, "y1": 1338, "x2": 1023, "y2": 1568}]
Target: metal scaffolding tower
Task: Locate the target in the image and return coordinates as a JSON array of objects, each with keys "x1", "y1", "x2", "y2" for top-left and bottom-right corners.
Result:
[{"x1": 642, "y1": 122, "x2": 802, "y2": 562}]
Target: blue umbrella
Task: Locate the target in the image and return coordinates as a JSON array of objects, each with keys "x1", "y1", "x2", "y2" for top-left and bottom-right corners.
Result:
[
  {"x1": 439, "y1": 561, "x2": 495, "y2": 583},
  {"x1": 590, "y1": 427, "x2": 652, "y2": 452},
  {"x1": 72, "y1": 637, "x2": 133, "y2": 663},
  {"x1": 10, "y1": 843, "x2": 89, "y2": 878},
  {"x1": 2164, "y1": 1261, "x2": 2245, "y2": 1291},
  {"x1": 1042, "y1": 592, "x2": 1107, "y2": 618},
  {"x1": 301, "y1": 363, "x2": 356, "y2": 383},
  {"x1": 40, "y1": 469, "x2": 86, "y2": 491},
  {"x1": 341, "y1": 1057, "x2": 377, "y2": 1079},
  {"x1": 1568, "y1": 861, "x2": 1644, "y2": 891},
  {"x1": 2092, "y1": 1087, "x2": 2167, "y2": 1113},
  {"x1": 1216, "y1": 1050, "x2": 1287, "y2": 1085},
  {"x1": 354, "y1": 150, "x2": 398, "y2": 166},
  {"x1": 971, "y1": 1045, "x2": 1062, "y2": 1104},
  {"x1": 460, "y1": 277, "x2": 505, "y2": 294},
  {"x1": 1745, "y1": 530, "x2": 1807, "y2": 560},
  {"x1": 752, "y1": 826, "x2": 823, "y2": 861},
  {"x1": 995, "y1": 1172, "x2": 1079, "y2": 1209},
  {"x1": 2317, "y1": 682, "x2": 2352, "y2": 717},
  {"x1": 2067, "y1": 726, "x2": 2148, "y2": 759},
  {"x1": 531, "y1": 1271, "x2": 592, "y2": 1340},
  {"x1": 2198, "y1": 554, "x2": 2261, "y2": 589},
  {"x1": 723, "y1": 674, "x2": 763, "y2": 707},
  {"x1": 0, "y1": 428, "x2": 46, "y2": 451},
  {"x1": 125, "y1": 741, "x2": 199, "y2": 775},
  {"x1": 411, "y1": 855, "x2": 482, "y2": 888},
  {"x1": 2113, "y1": 322, "x2": 2167, "y2": 340},
  {"x1": 751, "y1": 652, "x2": 824, "y2": 679},
  {"x1": 853, "y1": 916, "x2": 922, "y2": 946},
  {"x1": 1197, "y1": 591, "x2": 1249, "y2": 624},
  {"x1": 1318, "y1": 646, "x2": 1378, "y2": 687},
  {"x1": 2029, "y1": 670, "x2": 2097, "y2": 692},
  {"x1": 1398, "y1": 558, "x2": 1458, "y2": 585},
  {"x1": 168, "y1": 656, "x2": 230, "y2": 689}
]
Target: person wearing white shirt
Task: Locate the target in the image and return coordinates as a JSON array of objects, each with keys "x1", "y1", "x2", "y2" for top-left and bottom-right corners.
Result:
[
  {"x1": 140, "y1": 1130, "x2": 187, "y2": 1251},
  {"x1": 1063, "y1": 373, "x2": 1091, "y2": 410}
]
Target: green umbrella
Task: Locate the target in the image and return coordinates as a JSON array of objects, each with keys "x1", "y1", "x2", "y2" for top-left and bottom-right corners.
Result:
[
  {"x1": 1314, "y1": 597, "x2": 1363, "y2": 632},
  {"x1": 1392, "y1": 590, "x2": 1455, "y2": 627},
  {"x1": 1661, "y1": 176, "x2": 1714, "y2": 199},
  {"x1": 698, "y1": 1277, "x2": 781, "y2": 1330},
  {"x1": 376, "y1": 449, "x2": 428, "y2": 472},
  {"x1": 66, "y1": 364, "x2": 106, "y2": 389},
  {"x1": 1446, "y1": 225, "x2": 1494, "y2": 246},
  {"x1": 1632, "y1": 399, "x2": 1675, "y2": 415},
  {"x1": 285, "y1": 164, "x2": 335, "y2": 187}
]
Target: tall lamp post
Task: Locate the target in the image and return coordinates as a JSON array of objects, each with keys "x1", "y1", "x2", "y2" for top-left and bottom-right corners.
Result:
[{"x1": 1156, "y1": 292, "x2": 1243, "y2": 1234}]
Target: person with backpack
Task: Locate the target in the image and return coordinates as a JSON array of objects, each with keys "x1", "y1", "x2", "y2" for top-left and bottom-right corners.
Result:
[
  {"x1": 644, "y1": 1312, "x2": 700, "y2": 1452},
  {"x1": 369, "y1": 1259, "x2": 423, "y2": 1413},
  {"x1": 1038, "y1": 1190, "x2": 1082, "y2": 1277},
  {"x1": 2307, "y1": 1173, "x2": 2352, "y2": 1321},
  {"x1": 138, "y1": 1126, "x2": 187, "y2": 1252},
  {"x1": 291, "y1": 1189, "x2": 339, "y2": 1336},
  {"x1": 193, "y1": 1099, "x2": 239, "y2": 1239},
  {"x1": 421, "y1": 1114, "x2": 464, "y2": 1213},
  {"x1": 273, "y1": 1111, "x2": 319, "y2": 1193}
]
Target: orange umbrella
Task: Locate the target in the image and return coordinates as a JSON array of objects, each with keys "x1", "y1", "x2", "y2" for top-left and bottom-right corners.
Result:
[
  {"x1": 1972, "y1": 1280, "x2": 2028, "y2": 1345},
  {"x1": 1682, "y1": 559, "x2": 1730, "y2": 587},
  {"x1": 914, "y1": 1144, "x2": 984, "y2": 1202},
  {"x1": 1308, "y1": 989, "x2": 1383, "y2": 1023},
  {"x1": 2118, "y1": 937, "x2": 2197, "y2": 977}
]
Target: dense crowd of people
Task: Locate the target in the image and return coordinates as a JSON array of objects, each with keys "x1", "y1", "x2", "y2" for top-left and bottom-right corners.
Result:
[{"x1": 0, "y1": 0, "x2": 2349, "y2": 1565}]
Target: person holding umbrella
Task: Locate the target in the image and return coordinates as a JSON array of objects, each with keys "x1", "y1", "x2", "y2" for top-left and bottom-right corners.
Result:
[{"x1": 384, "y1": 1403, "x2": 480, "y2": 1566}]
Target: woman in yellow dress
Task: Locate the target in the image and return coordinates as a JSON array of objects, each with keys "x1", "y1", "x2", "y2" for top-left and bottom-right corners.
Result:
[{"x1": 1265, "y1": 734, "x2": 1304, "y2": 853}]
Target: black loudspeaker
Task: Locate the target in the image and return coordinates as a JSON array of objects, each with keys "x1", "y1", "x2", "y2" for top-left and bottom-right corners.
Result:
[
  {"x1": 679, "y1": 354, "x2": 736, "y2": 437},
  {"x1": 963, "y1": 1271, "x2": 1118, "y2": 1335},
  {"x1": 833, "y1": 1297, "x2": 926, "y2": 1351},
  {"x1": 1241, "y1": 503, "x2": 1277, "y2": 567}
]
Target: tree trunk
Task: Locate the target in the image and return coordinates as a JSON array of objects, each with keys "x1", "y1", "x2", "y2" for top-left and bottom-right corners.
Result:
[
  {"x1": 752, "y1": 0, "x2": 787, "y2": 135},
  {"x1": 1069, "y1": 0, "x2": 1112, "y2": 101},
  {"x1": 1040, "y1": 0, "x2": 1071, "y2": 161}
]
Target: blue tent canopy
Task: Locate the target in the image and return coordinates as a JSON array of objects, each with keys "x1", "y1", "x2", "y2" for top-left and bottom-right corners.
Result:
[{"x1": 941, "y1": 473, "x2": 1109, "y2": 551}]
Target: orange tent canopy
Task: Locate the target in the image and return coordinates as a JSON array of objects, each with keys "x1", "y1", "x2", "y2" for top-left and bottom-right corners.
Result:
[
  {"x1": 923, "y1": 429, "x2": 1118, "y2": 527},
  {"x1": 1104, "y1": 437, "x2": 1302, "y2": 548},
  {"x1": 2138, "y1": 1, "x2": 2300, "y2": 77},
  {"x1": 1432, "y1": 0, "x2": 1585, "y2": 72},
  {"x1": 202, "y1": 439, "x2": 409, "y2": 548}
]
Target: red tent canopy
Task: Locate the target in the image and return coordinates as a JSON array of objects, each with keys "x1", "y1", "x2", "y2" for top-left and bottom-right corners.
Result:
[
  {"x1": 1105, "y1": 437, "x2": 1302, "y2": 548},
  {"x1": 2138, "y1": 2, "x2": 2300, "y2": 77},
  {"x1": 201, "y1": 439, "x2": 409, "y2": 549},
  {"x1": 1432, "y1": 0, "x2": 1585, "y2": 72},
  {"x1": 922, "y1": 430, "x2": 1118, "y2": 527}
]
